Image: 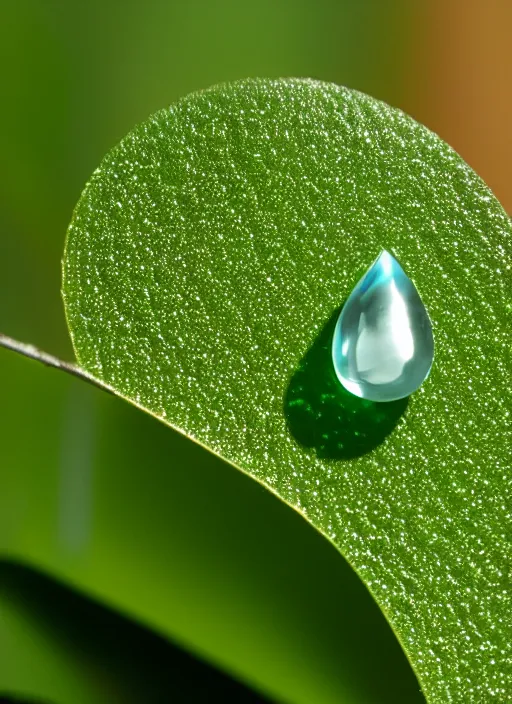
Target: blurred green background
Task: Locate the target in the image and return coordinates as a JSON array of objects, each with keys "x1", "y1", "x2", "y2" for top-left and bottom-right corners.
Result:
[{"x1": 0, "y1": 1, "x2": 509, "y2": 702}]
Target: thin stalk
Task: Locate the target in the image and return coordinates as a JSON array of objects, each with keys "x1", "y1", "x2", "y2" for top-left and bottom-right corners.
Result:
[{"x1": 0, "y1": 333, "x2": 112, "y2": 394}]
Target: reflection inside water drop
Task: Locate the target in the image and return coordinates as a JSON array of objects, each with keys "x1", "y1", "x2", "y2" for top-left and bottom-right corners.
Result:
[{"x1": 332, "y1": 250, "x2": 434, "y2": 402}]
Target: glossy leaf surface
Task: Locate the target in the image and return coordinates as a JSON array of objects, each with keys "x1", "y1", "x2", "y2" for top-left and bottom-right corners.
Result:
[{"x1": 63, "y1": 79, "x2": 511, "y2": 702}]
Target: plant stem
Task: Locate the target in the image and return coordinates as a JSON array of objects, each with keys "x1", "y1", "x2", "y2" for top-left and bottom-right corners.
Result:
[{"x1": 0, "y1": 332, "x2": 112, "y2": 394}]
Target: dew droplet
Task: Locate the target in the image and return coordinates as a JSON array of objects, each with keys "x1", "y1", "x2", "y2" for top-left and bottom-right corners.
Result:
[{"x1": 332, "y1": 250, "x2": 434, "y2": 402}]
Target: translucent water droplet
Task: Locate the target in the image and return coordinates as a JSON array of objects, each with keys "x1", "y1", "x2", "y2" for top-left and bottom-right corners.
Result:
[{"x1": 332, "y1": 250, "x2": 434, "y2": 402}]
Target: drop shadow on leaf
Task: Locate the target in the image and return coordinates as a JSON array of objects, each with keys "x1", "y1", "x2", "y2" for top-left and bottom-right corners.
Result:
[{"x1": 284, "y1": 306, "x2": 408, "y2": 460}]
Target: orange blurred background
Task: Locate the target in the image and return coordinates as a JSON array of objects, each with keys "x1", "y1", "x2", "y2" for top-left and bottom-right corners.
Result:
[{"x1": 410, "y1": 0, "x2": 511, "y2": 213}]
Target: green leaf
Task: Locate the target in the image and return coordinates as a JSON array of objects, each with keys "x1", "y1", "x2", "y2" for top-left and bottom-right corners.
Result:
[
  {"x1": 0, "y1": 560, "x2": 267, "y2": 704},
  {"x1": 0, "y1": 347, "x2": 420, "y2": 704},
  {"x1": 62, "y1": 78, "x2": 511, "y2": 703}
]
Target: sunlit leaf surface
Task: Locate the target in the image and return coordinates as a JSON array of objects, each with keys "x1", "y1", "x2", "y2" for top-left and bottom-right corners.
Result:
[{"x1": 63, "y1": 78, "x2": 511, "y2": 703}]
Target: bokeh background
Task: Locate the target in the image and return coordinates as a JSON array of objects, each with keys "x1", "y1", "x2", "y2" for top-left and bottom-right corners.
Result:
[{"x1": 0, "y1": 1, "x2": 510, "y2": 702}]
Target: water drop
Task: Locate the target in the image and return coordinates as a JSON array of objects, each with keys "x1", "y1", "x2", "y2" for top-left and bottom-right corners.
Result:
[{"x1": 332, "y1": 250, "x2": 434, "y2": 402}]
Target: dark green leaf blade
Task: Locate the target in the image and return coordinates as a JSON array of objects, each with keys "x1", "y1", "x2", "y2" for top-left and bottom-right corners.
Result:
[
  {"x1": 63, "y1": 78, "x2": 511, "y2": 703},
  {"x1": 0, "y1": 346, "x2": 421, "y2": 704},
  {"x1": 0, "y1": 560, "x2": 270, "y2": 704}
]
